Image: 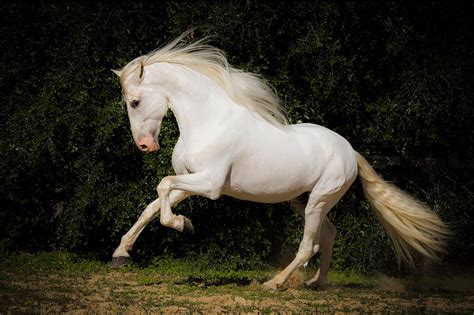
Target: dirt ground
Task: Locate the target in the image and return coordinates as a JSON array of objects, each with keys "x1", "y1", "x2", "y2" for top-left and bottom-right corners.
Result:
[{"x1": 2, "y1": 268, "x2": 474, "y2": 313}]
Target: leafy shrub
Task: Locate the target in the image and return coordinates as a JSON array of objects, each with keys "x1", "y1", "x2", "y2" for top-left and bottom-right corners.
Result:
[{"x1": 0, "y1": 2, "x2": 472, "y2": 272}]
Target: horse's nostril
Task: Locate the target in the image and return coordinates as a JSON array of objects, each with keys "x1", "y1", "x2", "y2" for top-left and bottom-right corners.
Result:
[{"x1": 139, "y1": 144, "x2": 148, "y2": 150}]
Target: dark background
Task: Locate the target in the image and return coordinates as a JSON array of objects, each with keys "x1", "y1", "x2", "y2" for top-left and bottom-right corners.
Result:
[{"x1": 1, "y1": 2, "x2": 472, "y2": 273}]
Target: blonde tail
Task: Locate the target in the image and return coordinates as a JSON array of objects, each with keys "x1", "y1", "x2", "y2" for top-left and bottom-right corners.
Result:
[{"x1": 355, "y1": 152, "x2": 450, "y2": 268}]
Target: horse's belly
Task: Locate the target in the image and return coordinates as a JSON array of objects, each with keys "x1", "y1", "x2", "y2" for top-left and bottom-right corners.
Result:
[
  {"x1": 223, "y1": 187, "x2": 306, "y2": 203},
  {"x1": 223, "y1": 158, "x2": 317, "y2": 203}
]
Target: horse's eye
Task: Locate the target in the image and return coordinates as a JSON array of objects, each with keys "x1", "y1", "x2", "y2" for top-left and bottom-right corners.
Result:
[{"x1": 130, "y1": 100, "x2": 140, "y2": 109}]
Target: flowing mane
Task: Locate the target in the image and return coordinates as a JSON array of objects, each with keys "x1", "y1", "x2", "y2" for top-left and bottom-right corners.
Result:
[{"x1": 117, "y1": 32, "x2": 288, "y2": 127}]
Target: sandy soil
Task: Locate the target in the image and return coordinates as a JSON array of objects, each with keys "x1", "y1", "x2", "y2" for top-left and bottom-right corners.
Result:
[{"x1": 2, "y1": 269, "x2": 474, "y2": 313}]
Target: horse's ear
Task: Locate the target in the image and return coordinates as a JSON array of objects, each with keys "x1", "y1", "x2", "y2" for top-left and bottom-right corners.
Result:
[
  {"x1": 111, "y1": 69, "x2": 122, "y2": 77},
  {"x1": 139, "y1": 61, "x2": 145, "y2": 80}
]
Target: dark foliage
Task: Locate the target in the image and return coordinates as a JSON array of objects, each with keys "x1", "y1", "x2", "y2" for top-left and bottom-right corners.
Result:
[{"x1": 0, "y1": 2, "x2": 472, "y2": 272}]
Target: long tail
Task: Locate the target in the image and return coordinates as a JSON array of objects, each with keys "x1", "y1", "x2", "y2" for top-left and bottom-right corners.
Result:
[{"x1": 355, "y1": 151, "x2": 450, "y2": 268}]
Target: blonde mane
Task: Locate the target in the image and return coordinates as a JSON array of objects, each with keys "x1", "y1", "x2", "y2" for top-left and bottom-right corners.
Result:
[{"x1": 117, "y1": 32, "x2": 288, "y2": 127}]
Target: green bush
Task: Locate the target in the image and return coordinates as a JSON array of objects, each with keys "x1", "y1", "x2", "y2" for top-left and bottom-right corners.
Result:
[{"x1": 0, "y1": 2, "x2": 472, "y2": 272}]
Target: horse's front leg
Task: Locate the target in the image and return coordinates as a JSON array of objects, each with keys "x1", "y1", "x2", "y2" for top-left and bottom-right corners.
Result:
[
  {"x1": 111, "y1": 190, "x2": 189, "y2": 268},
  {"x1": 157, "y1": 172, "x2": 223, "y2": 233}
]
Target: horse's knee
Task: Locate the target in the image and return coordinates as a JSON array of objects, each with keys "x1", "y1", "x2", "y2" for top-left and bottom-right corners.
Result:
[
  {"x1": 157, "y1": 178, "x2": 171, "y2": 196},
  {"x1": 204, "y1": 180, "x2": 222, "y2": 200},
  {"x1": 208, "y1": 189, "x2": 221, "y2": 200}
]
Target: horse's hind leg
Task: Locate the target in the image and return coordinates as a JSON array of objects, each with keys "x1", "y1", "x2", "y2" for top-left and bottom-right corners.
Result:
[
  {"x1": 290, "y1": 196, "x2": 337, "y2": 289},
  {"x1": 264, "y1": 186, "x2": 348, "y2": 290},
  {"x1": 305, "y1": 217, "x2": 337, "y2": 289},
  {"x1": 264, "y1": 192, "x2": 332, "y2": 290}
]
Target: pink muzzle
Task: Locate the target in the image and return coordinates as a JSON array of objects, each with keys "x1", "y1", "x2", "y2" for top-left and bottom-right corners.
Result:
[{"x1": 137, "y1": 134, "x2": 160, "y2": 152}]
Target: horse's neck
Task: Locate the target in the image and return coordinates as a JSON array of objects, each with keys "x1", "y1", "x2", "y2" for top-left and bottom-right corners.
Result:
[{"x1": 154, "y1": 63, "x2": 238, "y2": 140}]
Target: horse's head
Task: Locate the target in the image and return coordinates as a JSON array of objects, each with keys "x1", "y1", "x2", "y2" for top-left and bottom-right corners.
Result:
[{"x1": 114, "y1": 60, "x2": 169, "y2": 153}]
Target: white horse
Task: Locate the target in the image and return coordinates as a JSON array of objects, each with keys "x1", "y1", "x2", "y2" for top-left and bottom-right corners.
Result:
[{"x1": 111, "y1": 32, "x2": 449, "y2": 290}]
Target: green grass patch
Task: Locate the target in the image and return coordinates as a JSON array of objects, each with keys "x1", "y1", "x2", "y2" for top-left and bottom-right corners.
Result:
[
  {"x1": 327, "y1": 269, "x2": 378, "y2": 288},
  {"x1": 1, "y1": 252, "x2": 472, "y2": 313},
  {"x1": 134, "y1": 255, "x2": 273, "y2": 286},
  {"x1": 0, "y1": 251, "x2": 107, "y2": 277}
]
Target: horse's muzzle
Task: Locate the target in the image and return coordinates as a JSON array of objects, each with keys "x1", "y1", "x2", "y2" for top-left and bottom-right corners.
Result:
[{"x1": 137, "y1": 135, "x2": 160, "y2": 152}]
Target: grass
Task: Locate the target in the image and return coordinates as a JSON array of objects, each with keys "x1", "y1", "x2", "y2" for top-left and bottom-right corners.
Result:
[
  {"x1": 137, "y1": 256, "x2": 272, "y2": 287},
  {"x1": 0, "y1": 252, "x2": 473, "y2": 313}
]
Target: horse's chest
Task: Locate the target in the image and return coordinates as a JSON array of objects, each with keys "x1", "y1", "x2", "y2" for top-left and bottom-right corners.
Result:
[
  {"x1": 171, "y1": 139, "x2": 189, "y2": 175},
  {"x1": 171, "y1": 138, "x2": 227, "y2": 175}
]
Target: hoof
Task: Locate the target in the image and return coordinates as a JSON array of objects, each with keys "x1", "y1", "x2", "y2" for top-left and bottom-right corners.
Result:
[
  {"x1": 183, "y1": 216, "x2": 195, "y2": 234},
  {"x1": 263, "y1": 280, "x2": 281, "y2": 291},
  {"x1": 110, "y1": 256, "x2": 129, "y2": 268},
  {"x1": 303, "y1": 282, "x2": 313, "y2": 290},
  {"x1": 304, "y1": 280, "x2": 330, "y2": 290}
]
